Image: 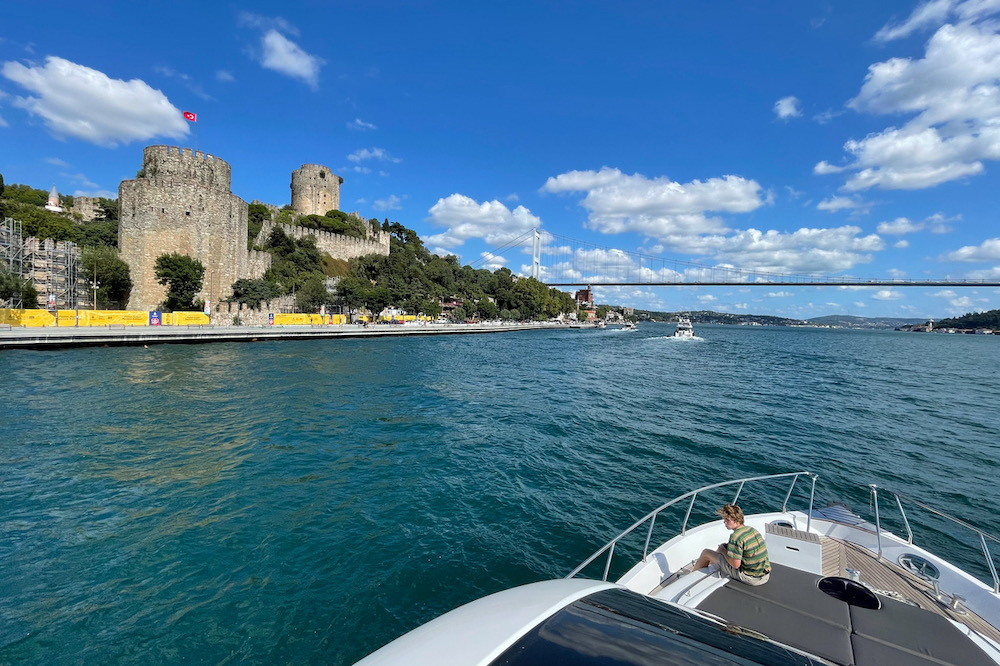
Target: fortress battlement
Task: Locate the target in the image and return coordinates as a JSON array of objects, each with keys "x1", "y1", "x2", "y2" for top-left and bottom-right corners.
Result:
[{"x1": 140, "y1": 145, "x2": 232, "y2": 190}]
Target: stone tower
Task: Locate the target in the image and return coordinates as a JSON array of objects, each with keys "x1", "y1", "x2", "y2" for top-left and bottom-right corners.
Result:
[
  {"x1": 119, "y1": 146, "x2": 249, "y2": 310},
  {"x1": 290, "y1": 164, "x2": 342, "y2": 215}
]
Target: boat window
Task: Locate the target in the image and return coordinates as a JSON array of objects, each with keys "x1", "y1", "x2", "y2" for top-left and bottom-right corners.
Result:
[
  {"x1": 489, "y1": 588, "x2": 828, "y2": 665},
  {"x1": 898, "y1": 553, "x2": 940, "y2": 580}
]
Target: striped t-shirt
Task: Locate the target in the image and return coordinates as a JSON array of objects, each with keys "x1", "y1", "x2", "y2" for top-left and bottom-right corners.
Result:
[{"x1": 727, "y1": 525, "x2": 770, "y2": 577}]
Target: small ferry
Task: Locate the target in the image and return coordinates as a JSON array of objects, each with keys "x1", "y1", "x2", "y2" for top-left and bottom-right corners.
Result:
[
  {"x1": 356, "y1": 472, "x2": 1000, "y2": 665},
  {"x1": 622, "y1": 321, "x2": 637, "y2": 331},
  {"x1": 673, "y1": 317, "x2": 694, "y2": 338}
]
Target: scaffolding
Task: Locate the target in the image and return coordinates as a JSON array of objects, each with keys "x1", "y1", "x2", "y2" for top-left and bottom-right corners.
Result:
[
  {"x1": 1, "y1": 217, "x2": 84, "y2": 309},
  {"x1": 1, "y1": 217, "x2": 27, "y2": 309}
]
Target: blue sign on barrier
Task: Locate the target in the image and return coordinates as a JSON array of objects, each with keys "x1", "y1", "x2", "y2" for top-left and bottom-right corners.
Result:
[
  {"x1": 149, "y1": 311, "x2": 161, "y2": 326},
  {"x1": 268, "y1": 313, "x2": 274, "y2": 325}
]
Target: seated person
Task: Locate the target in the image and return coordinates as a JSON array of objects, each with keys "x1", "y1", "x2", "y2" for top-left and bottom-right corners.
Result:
[{"x1": 693, "y1": 503, "x2": 771, "y2": 586}]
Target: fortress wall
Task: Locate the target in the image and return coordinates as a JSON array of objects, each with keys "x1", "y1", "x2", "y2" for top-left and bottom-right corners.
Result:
[
  {"x1": 247, "y1": 249, "x2": 272, "y2": 280},
  {"x1": 120, "y1": 169, "x2": 248, "y2": 310},
  {"x1": 291, "y1": 164, "x2": 341, "y2": 215},
  {"x1": 141, "y1": 145, "x2": 232, "y2": 190},
  {"x1": 72, "y1": 196, "x2": 100, "y2": 221},
  {"x1": 255, "y1": 221, "x2": 390, "y2": 261}
]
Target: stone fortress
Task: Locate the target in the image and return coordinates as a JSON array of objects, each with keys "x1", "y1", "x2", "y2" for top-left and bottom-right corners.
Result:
[{"x1": 119, "y1": 146, "x2": 389, "y2": 311}]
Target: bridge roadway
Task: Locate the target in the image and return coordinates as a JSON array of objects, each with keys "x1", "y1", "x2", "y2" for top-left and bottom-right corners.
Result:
[
  {"x1": 544, "y1": 280, "x2": 1000, "y2": 287},
  {"x1": 0, "y1": 321, "x2": 563, "y2": 351}
]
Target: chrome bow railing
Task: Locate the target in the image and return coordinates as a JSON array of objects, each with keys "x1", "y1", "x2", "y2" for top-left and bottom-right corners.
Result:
[
  {"x1": 870, "y1": 485, "x2": 1000, "y2": 593},
  {"x1": 567, "y1": 471, "x2": 817, "y2": 581}
]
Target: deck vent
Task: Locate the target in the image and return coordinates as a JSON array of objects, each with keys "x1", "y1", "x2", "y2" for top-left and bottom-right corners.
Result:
[{"x1": 898, "y1": 553, "x2": 940, "y2": 580}]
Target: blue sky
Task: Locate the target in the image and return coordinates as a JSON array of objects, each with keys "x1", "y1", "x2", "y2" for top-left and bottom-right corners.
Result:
[{"x1": 3, "y1": 1, "x2": 1000, "y2": 319}]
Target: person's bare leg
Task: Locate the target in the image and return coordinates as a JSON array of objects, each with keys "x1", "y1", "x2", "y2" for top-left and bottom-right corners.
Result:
[{"x1": 694, "y1": 548, "x2": 721, "y2": 570}]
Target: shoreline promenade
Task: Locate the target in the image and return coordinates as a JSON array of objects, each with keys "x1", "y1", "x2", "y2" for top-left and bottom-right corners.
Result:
[{"x1": 0, "y1": 321, "x2": 569, "y2": 351}]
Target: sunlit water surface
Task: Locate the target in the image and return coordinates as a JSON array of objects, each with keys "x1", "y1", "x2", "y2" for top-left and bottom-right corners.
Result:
[{"x1": 2, "y1": 324, "x2": 999, "y2": 664}]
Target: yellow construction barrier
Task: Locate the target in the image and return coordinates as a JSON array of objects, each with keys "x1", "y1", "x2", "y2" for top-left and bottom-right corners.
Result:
[
  {"x1": 0, "y1": 309, "x2": 56, "y2": 327},
  {"x1": 1, "y1": 308, "x2": 208, "y2": 327},
  {"x1": 272, "y1": 313, "x2": 325, "y2": 326},
  {"x1": 165, "y1": 312, "x2": 210, "y2": 326}
]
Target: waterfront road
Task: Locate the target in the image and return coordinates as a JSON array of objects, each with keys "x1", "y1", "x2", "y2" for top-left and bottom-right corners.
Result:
[{"x1": 0, "y1": 321, "x2": 574, "y2": 351}]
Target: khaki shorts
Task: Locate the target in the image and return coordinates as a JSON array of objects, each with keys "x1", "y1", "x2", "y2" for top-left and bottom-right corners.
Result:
[{"x1": 718, "y1": 557, "x2": 770, "y2": 586}]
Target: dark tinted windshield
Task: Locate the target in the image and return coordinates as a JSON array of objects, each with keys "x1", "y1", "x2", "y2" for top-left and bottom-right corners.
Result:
[{"x1": 490, "y1": 588, "x2": 825, "y2": 666}]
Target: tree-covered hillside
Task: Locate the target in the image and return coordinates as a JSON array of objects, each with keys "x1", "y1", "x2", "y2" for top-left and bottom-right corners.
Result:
[{"x1": 933, "y1": 309, "x2": 1000, "y2": 329}]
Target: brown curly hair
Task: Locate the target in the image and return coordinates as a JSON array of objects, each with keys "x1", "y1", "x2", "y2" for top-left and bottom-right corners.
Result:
[{"x1": 717, "y1": 503, "x2": 745, "y2": 525}]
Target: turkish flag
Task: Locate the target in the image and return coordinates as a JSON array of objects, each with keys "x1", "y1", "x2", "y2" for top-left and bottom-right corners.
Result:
[{"x1": 183, "y1": 111, "x2": 197, "y2": 122}]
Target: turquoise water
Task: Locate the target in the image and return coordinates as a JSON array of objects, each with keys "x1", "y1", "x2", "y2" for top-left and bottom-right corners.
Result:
[{"x1": 2, "y1": 324, "x2": 999, "y2": 664}]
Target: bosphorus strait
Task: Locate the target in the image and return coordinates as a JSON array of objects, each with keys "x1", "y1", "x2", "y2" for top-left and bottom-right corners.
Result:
[{"x1": 2, "y1": 324, "x2": 999, "y2": 664}]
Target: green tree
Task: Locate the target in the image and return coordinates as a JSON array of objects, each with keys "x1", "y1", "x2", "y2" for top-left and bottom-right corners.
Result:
[
  {"x1": 96, "y1": 198, "x2": 118, "y2": 222},
  {"x1": 295, "y1": 275, "x2": 331, "y2": 312},
  {"x1": 229, "y1": 278, "x2": 283, "y2": 309},
  {"x1": 0, "y1": 267, "x2": 39, "y2": 308},
  {"x1": 0, "y1": 172, "x2": 5, "y2": 198},
  {"x1": 247, "y1": 202, "x2": 270, "y2": 248},
  {"x1": 81, "y1": 247, "x2": 132, "y2": 309},
  {"x1": 154, "y1": 253, "x2": 204, "y2": 311},
  {"x1": 79, "y1": 220, "x2": 119, "y2": 248}
]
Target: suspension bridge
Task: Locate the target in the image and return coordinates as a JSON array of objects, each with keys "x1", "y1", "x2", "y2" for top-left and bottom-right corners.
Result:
[{"x1": 470, "y1": 229, "x2": 1000, "y2": 289}]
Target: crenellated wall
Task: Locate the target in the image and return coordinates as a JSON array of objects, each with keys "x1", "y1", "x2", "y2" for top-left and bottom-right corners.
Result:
[{"x1": 255, "y1": 220, "x2": 389, "y2": 261}]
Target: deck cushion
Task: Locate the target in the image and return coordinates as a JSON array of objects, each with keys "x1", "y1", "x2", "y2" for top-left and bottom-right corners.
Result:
[
  {"x1": 697, "y1": 565, "x2": 854, "y2": 665},
  {"x1": 850, "y1": 597, "x2": 995, "y2": 666}
]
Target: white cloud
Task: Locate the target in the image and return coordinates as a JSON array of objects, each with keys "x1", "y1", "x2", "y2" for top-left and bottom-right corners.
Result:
[
  {"x1": 73, "y1": 188, "x2": 115, "y2": 198},
  {"x1": 479, "y1": 251, "x2": 507, "y2": 271},
  {"x1": 541, "y1": 166, "x2": 884, "y2": 275},
  {"x1": 814, "y1": 161, "x2": 846, "y2": 175},
  {"x1": 426, "y1": 194, "x2": 542, "y2": 249},
  {"x1": 817, "y1": 195, "x2": 871, "y2": 213},
  {"x1": 822, "y1": 16, "x2": 1000, "y2": 191},
  {"x1": 348, "y1": 147, "x2": 400, "y2": 163},
  {"x1": 348, "y1": 118, "x2": 377, "y2": 131},
  {"x1": 697, "y1": 294, "x2": 717, "y2": 303},
  {"x1": 216, "y1": 70, "x2": 235, "y2": 83},
  {"x1": 239, "y1": 13, "x2": 323, "y2": 89},
  {"x1": 814, "y1": 108, "x2": 845, "y2": 124},
  {"x1": 875, "y1": 0, "x2": 954, "y2": 41},
  {"x1": 877, "y1": 217, "x2": 922, "y2": 234},
  {"x1": 933, "y1": 288, "x2": 976, "y2": 312},
  {"x1": 774, "y1": 96, "x2": 802, "y2": 119},
  {"x1": 0, "y1": 56, "x2": 188, "y2": 146},
  {"x1": 44, "y1": 157, "x2": 68, "y2": 166},
  {"x1": 260, "y1": 30, "x2": 323, "y2": 89},
  {"x1": 942, "y1": 237, "x2": 1000, "y2": 261},
  {"x1": 895, "y1": 240, "x2": 910, "y2": 248},
  {"x1": 925, "y1": 211, "x2": 959, "y2": 233},
  {"x1": 766, "y1": 291, "x2": 793, "y2": 297},
  {"x1": 373, "y1": 194, "x2": 403, "y2": 211},
  {"x1": 871, "y1": 289, "x2": 903, "y2": 300},
  {"x1": 875, "y1": 0, "x2": 1000, "y2": 42},
  {"x1": 352, "y1": 166, "x2": 371, "y2": 174},
  {"x1": 541, "y1": 167, "x2": 764, "y2": 238}
]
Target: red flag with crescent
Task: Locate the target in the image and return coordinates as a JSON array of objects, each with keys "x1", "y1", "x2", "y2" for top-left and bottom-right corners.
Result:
[{"x1": 183, "y1": 111, "x2": 197, "y2": 122}]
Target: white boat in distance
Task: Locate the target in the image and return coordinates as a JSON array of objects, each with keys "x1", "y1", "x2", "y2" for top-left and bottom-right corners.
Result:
[
  {"x1": 673, "y1": 316, "x2": 694, "y2": 337},
  {"x1": 356, "y1": 472, "x2": 1000, "y2": 665}
]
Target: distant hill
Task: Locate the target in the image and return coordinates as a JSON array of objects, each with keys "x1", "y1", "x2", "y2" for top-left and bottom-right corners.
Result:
[
  {"x1": 807, "y1": 315, "x2": 926, "y2": 329},
  {"x1": 630, "y1": 309, "x2": 806, "y2": 326}
]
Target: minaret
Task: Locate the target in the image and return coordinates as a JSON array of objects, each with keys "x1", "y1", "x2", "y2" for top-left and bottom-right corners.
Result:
[{"x1": 44, "y1": 185, "x2": 64, "y2": 213}]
